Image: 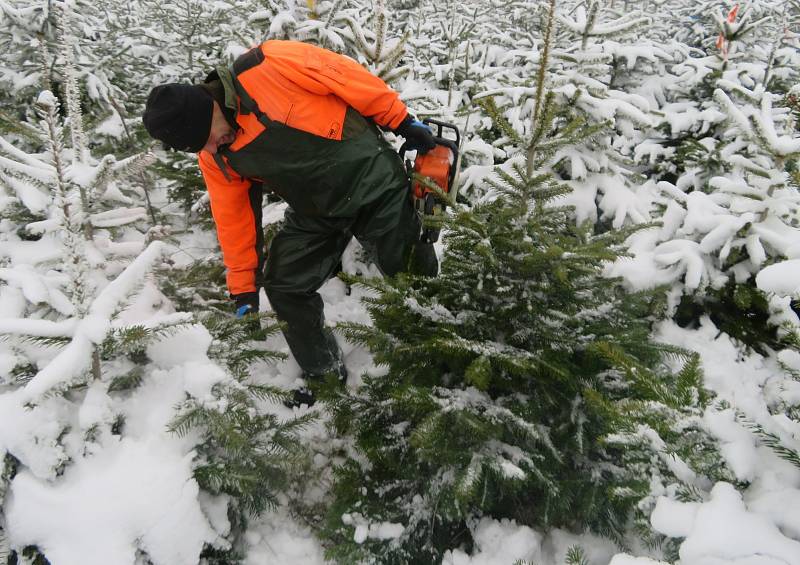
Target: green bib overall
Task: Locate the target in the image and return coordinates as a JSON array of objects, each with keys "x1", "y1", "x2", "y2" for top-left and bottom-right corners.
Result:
[{"x1": 216, "y1": 67, "x2": 437, "y2": 376}]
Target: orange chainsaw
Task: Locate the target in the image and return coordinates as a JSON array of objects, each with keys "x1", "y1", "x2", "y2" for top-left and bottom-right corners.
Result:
[{"x1": 399, "y1": 119, "x2": 461, "y2": 244}]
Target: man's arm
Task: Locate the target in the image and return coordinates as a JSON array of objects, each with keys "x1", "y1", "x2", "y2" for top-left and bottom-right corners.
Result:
[{"x1": 198, "y1": 151, "x2": 262, "y2": 297}]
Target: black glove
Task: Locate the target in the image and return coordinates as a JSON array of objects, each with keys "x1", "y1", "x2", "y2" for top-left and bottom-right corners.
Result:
[
  {"x1": 393, "y1": 115, "x2": 436, "y2": 154},
  {"x1": 233, "y1": 292, "x2": 259, "y2": 318}
]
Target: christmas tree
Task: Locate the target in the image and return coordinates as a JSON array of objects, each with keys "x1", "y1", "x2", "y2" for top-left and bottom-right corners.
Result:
[{"x1": 322, "y1": 9, "x2": 726, "y2": 559}]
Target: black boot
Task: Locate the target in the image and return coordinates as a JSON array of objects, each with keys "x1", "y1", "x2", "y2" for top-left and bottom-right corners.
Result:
[
  {"x1": 284, "y1": 361, "x2": 348, "y2": 408},
  {"x1": 286, "y1": 385, "x2": 316, "y2": 408}
]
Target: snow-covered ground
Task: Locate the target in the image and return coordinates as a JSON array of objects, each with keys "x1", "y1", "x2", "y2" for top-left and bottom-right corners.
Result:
[
  {"x1": 243, "y1": 303, "x2": 800, "y2": 564},
  {"x1": 2, "y1": 201, "x2": 800, "y2": 564},
  {"x1": 245, "y1": 268, "x2": 800, "y2": 564},
  {"x1": 1, "y1": 0, "x2": 799, "y2": 561}
]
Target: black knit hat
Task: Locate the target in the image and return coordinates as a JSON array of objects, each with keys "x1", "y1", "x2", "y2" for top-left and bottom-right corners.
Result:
[{"x1": 142, "y1": 84, "x2": 213, "y2": 152}]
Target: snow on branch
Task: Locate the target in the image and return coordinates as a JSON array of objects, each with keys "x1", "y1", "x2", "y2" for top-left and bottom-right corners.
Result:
[
  {"x1": 753, "y1": 95, "x2": 800, "y2": 157},
  {"x1": 0, "y1": 318, "x2": 77, "y2": 338},
  {"x1": 556, "y1": 4, "x2": 649, "y2": 38},
  {"x1": 713, "y1": 89, "x2": 800, "y2": 157},
  {"x1": 0, "y1": 266, "x2": 75, "y2": 314},
  {"x1": 0, "y1": 153, "x2": 55, "y2": 184},
  {"x1": 0, "y1": 170, "x2": 50, "y2": 213},
  {"x1": 55, "y1": 2, "x2": 87, "y2": 161},
  {"x1": 20, "y1": 241, "x2": 165, "y2": 403},
  {"x1": 89, "y1": 207, "x2": 148, "y2": 228},
  {"x1": 609, "y1": 423, "x2": 712, "y2": 491},
  {"x1": 0, "y1": 136, "x2": 55, "y2": 173},
  {"x1": 0, "y1": 0, "x2": 38, "y2": 28},
  {"x1": 713, "y1": 5, "x2": 772, "y2": 42}
]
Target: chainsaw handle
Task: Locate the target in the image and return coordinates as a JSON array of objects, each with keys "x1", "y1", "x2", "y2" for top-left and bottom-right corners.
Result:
[
  {"x1": 422, "y1": 118, "x2": 460, "y2": 148},
  {"x1": 398, "y1": 119, "x2": 460, "y2": 160},
  {"x1": 398, "y1": 141, "x2": 410, "y2": 160},
  {"x1": 398, "y1": 139, "x2": 457, "y2": 160},
  {"x1": 398, "y1": 138, "x2": 457, "y2": 158}
]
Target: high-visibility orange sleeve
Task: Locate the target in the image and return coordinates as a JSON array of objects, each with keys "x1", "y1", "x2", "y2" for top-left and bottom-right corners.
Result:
[
  {"x1": 198, "y1": 151, "x2": 259, "y2": 295},
  {"x1": 263, "y1": 41, "x2": 409, "y2": 130}
]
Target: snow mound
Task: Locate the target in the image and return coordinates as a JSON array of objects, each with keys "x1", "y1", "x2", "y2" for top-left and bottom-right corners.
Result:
[
  {"x1": 652, "y1": 482, "x2": 800, "y2": 565},
  {"x1": 442, "y1": 518, "x2": 543, "y2": 564},
  {"x1": 5, "y1": 437, "x2": 216, "y2": 565},
  {"x1": 756, "y1": 259, "x2": 800, "y2": 296}
]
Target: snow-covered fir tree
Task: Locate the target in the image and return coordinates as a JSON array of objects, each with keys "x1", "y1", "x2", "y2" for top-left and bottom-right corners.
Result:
[
  {"x1": 321, "y1": 31, "x2": 729, "y2": 557},
  {"x1": 0, "y1": 5, "x2": 314, "y2": 563},
  {"x1": 0, "y1": 0, "x2": 799, "y2": 563},
  {"x1": 0, "y1": 14, "x2": 160, "y2": 398},
  {"x1": 612, "y1": 0, "x2": 800, "y2": 351}
]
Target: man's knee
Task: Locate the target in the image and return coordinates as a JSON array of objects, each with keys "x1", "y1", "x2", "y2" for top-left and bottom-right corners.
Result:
[{"x1": 370, "y1": 206, "x2": 438, "y2": 277}]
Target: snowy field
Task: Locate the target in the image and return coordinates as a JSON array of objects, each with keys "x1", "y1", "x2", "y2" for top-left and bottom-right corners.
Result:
[
  {"x1": 5, "y1": 200, "x2": 800, "y2": 564},
  {"x1": 1, "y1": 0, "x2": 799, "y2": 563}
]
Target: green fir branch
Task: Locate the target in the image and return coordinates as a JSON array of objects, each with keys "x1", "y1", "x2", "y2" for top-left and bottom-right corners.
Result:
[
  {"x1": 108, "y1": 369, "x2": 144, "y2": 393},
  {"x1": 18, "y1": 335, "x2": 71, "y2": 349},
  {"x1": 742, "y1": 419, "x2": 800, "y2": 470},
  {"x1": 565, "y1": 545, "x2": 590, "y2": 565},
  {"x1": 475, "y1": 96, "x2": 525, "y2": 146}
]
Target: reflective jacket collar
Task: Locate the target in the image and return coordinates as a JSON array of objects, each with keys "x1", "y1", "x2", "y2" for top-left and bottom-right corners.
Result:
[{"x1": 216, "y1": 66, "x2": 239, "y2": 121}]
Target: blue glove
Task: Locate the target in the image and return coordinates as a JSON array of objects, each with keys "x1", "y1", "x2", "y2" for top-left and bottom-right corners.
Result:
[
  {"x1": 233, "y1": 291, "x2": 259, "y2": 318},
  {"x1": 236, "y1": 304, "x2": 254, "y2": 318},
  {"x1": 393, "y1": 116, "x2": 436, "y2": 154}
]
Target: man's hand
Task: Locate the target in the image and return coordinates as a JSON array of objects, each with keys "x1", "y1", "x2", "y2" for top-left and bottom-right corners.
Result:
[
  {"x1": 393, "y1": 116, "x2": 436, "y2": 154},
  {"x1": 233, "y1": 291, "x2": 259, "y2": 318}
]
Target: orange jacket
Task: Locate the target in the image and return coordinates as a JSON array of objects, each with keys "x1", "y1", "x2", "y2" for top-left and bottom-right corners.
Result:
[{"x1": 198, "y1": 40, "x2": 409, "y2": 296}]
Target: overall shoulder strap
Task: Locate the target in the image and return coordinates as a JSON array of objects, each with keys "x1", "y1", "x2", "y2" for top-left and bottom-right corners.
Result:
[
  {"x1": 233, "y1": 45, "x2": 265, "y2": 75},
  {"x1": 212, "y1": 153, "x2": 233, "y2": 182},
  {"x1": 230, "y1": 46, "x2": 273, "y2": 129}
]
